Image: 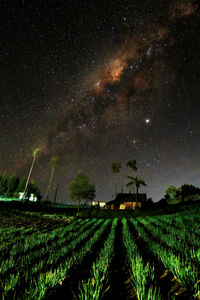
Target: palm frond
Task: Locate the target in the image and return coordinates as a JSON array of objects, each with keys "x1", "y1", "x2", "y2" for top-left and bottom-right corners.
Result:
[
  {"x1": 33, "y1": 148, "x2": 40, "y2": 158},
  {"x1": 126, "y1": 182, "x2": 133, "y2": 187},
  {"x1": 127, "y1": 176, "x2": 134, "y2": 180}
]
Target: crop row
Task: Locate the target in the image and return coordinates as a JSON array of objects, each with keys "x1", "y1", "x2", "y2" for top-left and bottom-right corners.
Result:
[
  {"x1": 130, "y1": 218, "x2": 200, "y2": 297},
  {"x1": 0, "y1": 218, "x2": 92, "y2": 276},
  {"x1": 0, "y1": 215, "x2": 73, "y2": 242},
  {"x1": 0, "y1": 218, "x2": 84, "y2": 258},
  {"x1": 138, "y1": 216, "x2": 200, "y2": 269},
  {"x1": 122, "y1": 218, "x2": 163, "y2": 300},
  {"x1": 76, "y1": 218, "x2": 118, "y2": 299},
  {"x1": 1, "y1": 219, "x2": 110, "y2": 299},
  {"x1": 1, "y1": 213, "x2": 200, "y2": 299}
]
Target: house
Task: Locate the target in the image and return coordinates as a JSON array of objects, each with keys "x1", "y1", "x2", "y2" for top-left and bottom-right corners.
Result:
[
  {"x1": 92, "y1": 201, "x2": 106, "y2": 208},
  {"x1": 106, "y1": 193, "x2": 147, "y2": 210},
  {"x1": 19, "y1": 192, "x2": 37, "y2": 202}
]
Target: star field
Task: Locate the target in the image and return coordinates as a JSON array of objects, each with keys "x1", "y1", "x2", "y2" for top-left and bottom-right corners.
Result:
[{"x1": 0, "y1": 0, "x2": 200, "y2": 202}]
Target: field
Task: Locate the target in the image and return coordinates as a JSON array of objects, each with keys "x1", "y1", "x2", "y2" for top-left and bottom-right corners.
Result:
[{"x1": 0, "y1": 206, "x2": 200, "y2": 299}]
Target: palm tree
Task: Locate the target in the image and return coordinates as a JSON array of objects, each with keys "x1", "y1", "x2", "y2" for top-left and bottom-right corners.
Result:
[
  {"x1": 126, "y1": 158, "x2": 137, "y2": 193},
  {"x1": 121, "y1": 175, "x2": 124, "y2": 193},
  {"x1": 126, "y1": 176, "x2": 147, "y2": 207},
  {"x1": 53, "y1": 184, "x2": 59, "y2": 204},
  {"x1": 23, "y1": 148, "x2": 39, "y2": 202},
  {"x1": 111, "y1": 161, "x2": 121, "y2": 196},
  {"x1": 126, "y1": 158, "x2": 137, "y2": 173},
  {"x1": 45, "y1": 155, "x2": 59, "y2": 202}
]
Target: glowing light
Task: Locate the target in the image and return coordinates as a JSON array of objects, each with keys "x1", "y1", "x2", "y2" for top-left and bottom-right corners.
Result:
[
  {"x1": 110, "y1": 60, "x2": 125, "y2": 82},
  {"x1": 145, "y1": 119, "x2": 150, "y2": 123}
]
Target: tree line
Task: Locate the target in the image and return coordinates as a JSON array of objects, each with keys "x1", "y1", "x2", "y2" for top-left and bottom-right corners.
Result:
[
  {"x1": 165, "y1": 184, "x2": 200, "y2": 203},
  {"x1": 0, "y1": 173, "x2": 41, "y2": 200},
  {"x1": 0, "y1": 151, "x2": 148, "y2": 208},
  {"x1": 0, "y1": 148, "x2": 59, "y2": 202},
  {"x1": 0, "y1": 148, "x2": 148, "y2": 208}
]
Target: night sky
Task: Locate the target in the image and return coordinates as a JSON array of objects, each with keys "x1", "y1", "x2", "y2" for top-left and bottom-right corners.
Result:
[{"x1": 0, "y1": 0, "x2": 200, "y2": 202}]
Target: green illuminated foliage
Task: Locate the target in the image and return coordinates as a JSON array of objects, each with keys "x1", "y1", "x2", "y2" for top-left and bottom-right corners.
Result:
[
  {"x1": 69, "y1": 172, "x2": 96, "y2": 213},
  {"x1": 76, "y1": 218, "x2": 118, "y2": 299},
  {"x1": 0, "y1": 207, "x2": 200, "y2": 299}
]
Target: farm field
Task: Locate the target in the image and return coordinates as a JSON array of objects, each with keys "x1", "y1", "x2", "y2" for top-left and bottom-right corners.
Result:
[{"x1": 0, "y1": 207, "x2": 200, "y2": 299}]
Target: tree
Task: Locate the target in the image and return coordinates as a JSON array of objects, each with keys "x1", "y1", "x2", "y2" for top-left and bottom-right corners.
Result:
[
  {"x1": 6, "y1": 174, "x2": 19, "y2": 197},
  {"x1": 69, "y1": 172, "x2": 96, "y2": 214},
  {"x1": 126, "y1": 158, "x2": 137, "y2": 193},
  {"x1": 23, "y1": 148, "x2": 40, "y2": 202},
  {"x1": 111, "y1": 161, "x2": 121, "y2": 196},
  {"x1": 53, "y1": 184, "x2": 59, "y2": 204},
  {"x1": 14, "y1": 176, "x2": 26, "y2": 197},
  {"x1": 126, "y1": 176, "x2": 147, "y2": 206},
  {"x1": 0, "y1": 172, "x2": 8, "y2": 196},
  {"x1": 165, "y1": 184, "x2": 200, "y2": 203},
  {"x1": 34, "y1": 186, "x2": 42, "y2": 202},
  {"x1": 165, "y1": 185, "x2": 178, "y2": 202},
  {"x1": 28, "y1": 180, "x2": 41, "y2": 201},
  {"x1": 179, "y1": 184, "x2": 200, "y2": 202},
  {"x1": 45, "y1": 155, "x2": 59, "y2": 202},
  {"x1": 126, "y1": 159, "x2": 137, "y2": 172},
  {"x1": 144, "y1": 197, "x2": 154, "y2": 208}
]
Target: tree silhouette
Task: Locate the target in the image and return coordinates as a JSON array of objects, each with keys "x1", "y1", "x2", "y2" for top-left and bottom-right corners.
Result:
[
  {"x1": 15, "y1": 176, "x2": 26, "y2": 197},
  {"x1": 127, "y1": 176, "x2": 147, "y2": 206},
  {"x1": 23, "y1": 148, "x2": 40, "y2": 202},
  {"x1": 69, "y1": 171, "x2": 96, "y2": 214},
  {"x1": 126, "y1": 158, "x2": 137, "y2": 193},
  {"x1": 53, "y1": 184, "x2": 59, "y2": 204},
  {"x1": 0, "y1": 172, "x2": 8, "y2": 195},
  {"x1": 165, "y1": 185, "x2": 178, "y2": 201},
  {"x1": 6, "y1": 174, "x2": 19, "y2": 197},
  {"x1": 45, "y1": 155, "x2": 59, "y2": 202},
  {"x1": 111, "y1": 161, "x2": 121, "y2": 196}
]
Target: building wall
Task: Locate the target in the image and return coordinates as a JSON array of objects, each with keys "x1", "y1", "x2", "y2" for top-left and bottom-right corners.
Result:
[
  {"x1": 132, "y1": 202, "x2": 141, "y2": 209},
  {"x1": 119, "y1": 201, "x2": 141, "y2": 210},
  {"x1": 92, "y1": 201, "x2": 106, "y2": 207}
]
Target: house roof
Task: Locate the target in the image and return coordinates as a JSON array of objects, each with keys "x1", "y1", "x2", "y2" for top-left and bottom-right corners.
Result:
[{"x1": 107, "y1": 193, "x2": 147, "y2": 205}]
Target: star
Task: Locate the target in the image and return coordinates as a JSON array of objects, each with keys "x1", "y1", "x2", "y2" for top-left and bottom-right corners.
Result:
[{"x1": 0, "y1": 0, "x2": 199, "y2": 204}]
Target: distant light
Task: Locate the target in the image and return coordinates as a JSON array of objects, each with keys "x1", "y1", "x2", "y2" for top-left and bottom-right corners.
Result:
[{"x1": 145, "y1": 119, "x2": 150, "y2": 123}]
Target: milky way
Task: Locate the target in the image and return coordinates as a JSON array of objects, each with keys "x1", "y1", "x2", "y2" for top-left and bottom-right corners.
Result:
[{"x1": 0, "y1": 0, "x2": 200, "y2": 202}]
